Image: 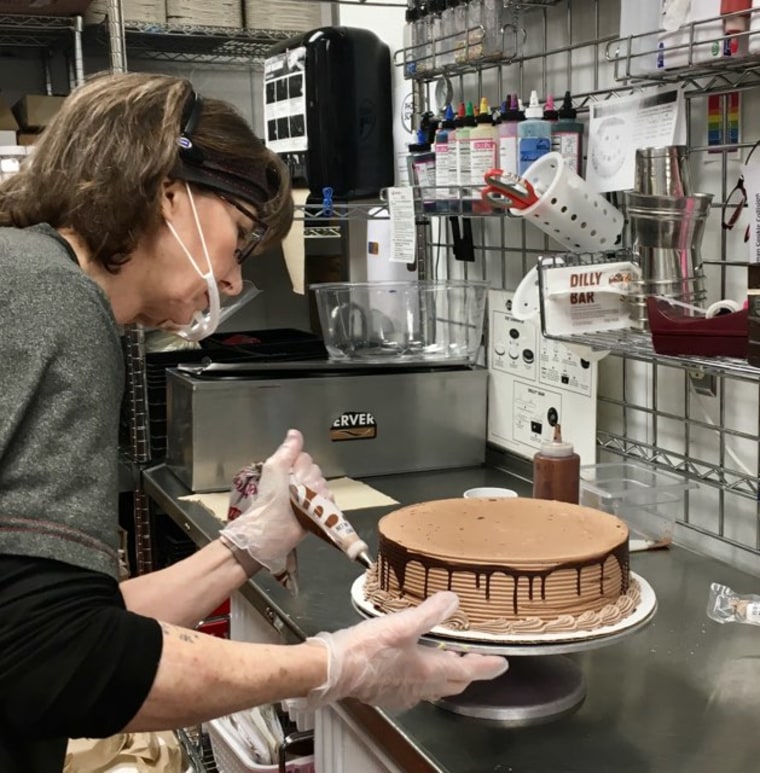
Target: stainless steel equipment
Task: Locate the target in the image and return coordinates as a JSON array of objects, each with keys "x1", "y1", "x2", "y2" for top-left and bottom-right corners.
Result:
[
  {"x1": 634, "y1": 145, "x2": 692, "y2": 197},
  {"x1": 624, "y1": 191, "x2": 712, "y2": 327},
  {"x1": 166, "y1": 362, "x2": 487, "y2": 492}
]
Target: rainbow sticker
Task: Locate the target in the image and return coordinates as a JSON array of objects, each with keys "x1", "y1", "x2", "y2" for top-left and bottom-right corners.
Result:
[{"x1": 708, "y1": 92, "x2": 741, "y2": 153}]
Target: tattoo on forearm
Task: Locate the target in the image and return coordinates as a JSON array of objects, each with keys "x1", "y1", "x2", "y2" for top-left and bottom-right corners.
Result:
[{"x1": 160, "y1": 622, "x2": 200, "y2": 643}]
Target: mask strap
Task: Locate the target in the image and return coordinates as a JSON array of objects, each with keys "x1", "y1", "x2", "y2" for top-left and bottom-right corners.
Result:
[
  {"x1": 164, "y1": 184, "x2": 214, "y2": 281},
  {"x1": 184, "y1": 182, "x2": 213, "y2": 277}
]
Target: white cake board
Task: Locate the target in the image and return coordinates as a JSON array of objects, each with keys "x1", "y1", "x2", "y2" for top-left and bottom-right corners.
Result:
[{"x1": 350, "y1": 572, "x2": 657, "y2": 724}]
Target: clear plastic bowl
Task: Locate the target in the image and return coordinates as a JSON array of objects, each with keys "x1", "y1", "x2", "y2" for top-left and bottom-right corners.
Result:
[{"x1": 311, "y1": 280, "x2": 489, "y2": 363}]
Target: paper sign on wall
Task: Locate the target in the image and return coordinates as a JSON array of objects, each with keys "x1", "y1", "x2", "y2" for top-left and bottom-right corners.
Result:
[
  {"x1": 487, "y1": 289, "x2": 598, "y2": 465},
  {"x1": 387, "y1": 186, "x2": 417, "y2": 263},
  {"x1": 586, "y1": 87, "x2": 686, "y2": 193}
]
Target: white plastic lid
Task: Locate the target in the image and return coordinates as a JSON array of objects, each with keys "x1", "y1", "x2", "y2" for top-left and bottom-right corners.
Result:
[
  {"x1": 539, "y1": 438, "x2": 575, "y2": 457},
  {"x1": 524, "y1": 90, "x2": 543, "y2": 119},
  {"x1": 539, "y1": 424, "x2": 574, "y2": 457}
]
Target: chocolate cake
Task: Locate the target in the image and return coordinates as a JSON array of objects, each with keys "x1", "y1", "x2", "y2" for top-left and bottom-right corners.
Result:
[{"x1": 364, "y1": 497, "x2": 641, "y2": 635}]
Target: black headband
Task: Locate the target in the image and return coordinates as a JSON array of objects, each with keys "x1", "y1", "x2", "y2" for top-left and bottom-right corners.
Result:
[
  {"x1": 174, "y1": 88, "x2": 276, "y2": 208},
  {"x1": 177, "y1": 90, "x2": 204, "y2": 164},
  {"x1": 173, "y1": 158, "x2": 274, "y2": 207}
]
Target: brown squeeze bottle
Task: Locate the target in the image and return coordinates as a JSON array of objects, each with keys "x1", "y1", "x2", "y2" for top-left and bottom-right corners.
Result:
[{"x1": 532, "y1": 424, "x2": 580, "y2": 504}]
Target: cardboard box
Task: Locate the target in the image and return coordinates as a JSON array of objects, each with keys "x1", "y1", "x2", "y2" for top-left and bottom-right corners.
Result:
[
  {"x1": 13, "y1": 95, "x2": 66, "y2": 130},
  {"x1": 0, "y1": 96, "x2": 18, "y2": 131},
  {"x1": 0, "y1": 0, "x2": 92, "y2": 15},
  {"x1": 16, "y1": 132, "x2": 41, "y2": 146}
]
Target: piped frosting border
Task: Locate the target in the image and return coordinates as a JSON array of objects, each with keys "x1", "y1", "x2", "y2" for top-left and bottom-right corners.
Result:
[{"x1": 364, "y1": 562, "x2": 642, "y2": 635}]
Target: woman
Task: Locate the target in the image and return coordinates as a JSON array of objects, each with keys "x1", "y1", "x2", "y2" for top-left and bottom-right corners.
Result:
[{"x1": 0, "y1": 72, "x2": 507, "y2": 772}]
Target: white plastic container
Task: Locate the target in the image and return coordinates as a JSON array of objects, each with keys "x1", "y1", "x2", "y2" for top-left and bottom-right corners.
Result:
[
  {"x1": 208, "y1": 716, "x2": 314, "y2": 773},
  {"x1": 512, "y1": 152, "x2": 625, "y2": 253}
]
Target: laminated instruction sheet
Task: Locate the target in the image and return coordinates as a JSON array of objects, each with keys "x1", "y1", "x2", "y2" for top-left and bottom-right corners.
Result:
[
  {"x1": 586, "y1": 87, "x2": 686, "y2": 193},
  {"x1": 487, "y1": 289, "x2": 598, "y2": 465}
]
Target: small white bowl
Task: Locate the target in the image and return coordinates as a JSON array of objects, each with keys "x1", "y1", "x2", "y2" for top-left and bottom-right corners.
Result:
[{"x1": 463, "y1": 487, "x2": 519, "y2": 499}]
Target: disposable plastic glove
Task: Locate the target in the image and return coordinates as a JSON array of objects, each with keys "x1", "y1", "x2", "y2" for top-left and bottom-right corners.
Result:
[
  {"x1": 219, "y1": 429, "x2": 330, "y2": 574},
  {"x1": 301, "y1": 591, "x2": 509, "y2": 710}
]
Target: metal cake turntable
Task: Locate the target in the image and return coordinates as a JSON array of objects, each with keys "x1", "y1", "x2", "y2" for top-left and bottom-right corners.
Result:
[{"x1": 350, "y1": 573, "x2": 657, "y2": 725}]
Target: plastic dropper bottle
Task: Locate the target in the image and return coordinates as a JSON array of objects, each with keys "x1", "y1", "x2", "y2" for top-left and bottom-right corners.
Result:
[
  {"x1": 497, "y1": 93, "x2": 523, "y2": 176},
  {"x1": 456, "y1": 100, "x2": 477, "y2": 212},
  {"x1": 517, "y1": 89, "x2": 551, "y2": 175},
  {"x1": 406, "y1": 128, "x2": 436, "y2": 212},
  {"x1": 532, "y1": 424, "x2": 580, "y2": 504},
  {"x1": 469, "y1": 96, "x2": 497, "y2": 209},
  {"x1": 434, "y1": 104, "x2": 456, "y2": 212},
  {"x1": 552, "y1": 90, "x2": 584, "y2": 176},
  {"x1": 404, "y1": 6, "x2": 419, "y2": 76},
  {"x1": 542, "y1": 94, "x2": 559, "y2": 123}
]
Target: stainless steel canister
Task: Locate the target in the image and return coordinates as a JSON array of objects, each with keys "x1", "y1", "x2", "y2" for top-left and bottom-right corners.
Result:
[
  {"x1": 634, "y1": 146, "x2": 693, "y2": 198},
  {"x1": 624, "y1": 191, "x2": 713, "y2": 328}
]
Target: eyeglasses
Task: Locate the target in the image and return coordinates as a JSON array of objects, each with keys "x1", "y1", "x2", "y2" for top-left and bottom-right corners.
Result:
[
  {"x1": 721, "y1": 174, "x2": 748, "y2": 242},
  {"x1": 219, "y1": 195, "x2": 268, "y2": 264},
  {"x1": 722, "y1": 138, "x2": 760, "y2": 244}
]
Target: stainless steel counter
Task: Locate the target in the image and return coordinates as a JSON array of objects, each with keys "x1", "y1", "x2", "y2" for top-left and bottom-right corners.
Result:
[{"x1": 143, "y1": 464, "x2": 760, "y2": 773}]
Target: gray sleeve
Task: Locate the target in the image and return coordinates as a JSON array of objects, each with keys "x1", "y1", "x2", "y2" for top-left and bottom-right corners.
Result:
[{"x1": 0, "y1": 264, "x2": 125, "y2": 574}]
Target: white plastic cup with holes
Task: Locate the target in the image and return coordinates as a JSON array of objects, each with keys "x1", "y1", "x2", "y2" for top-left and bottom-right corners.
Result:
[{"x1": 510, "y1": 152, "x2": 625, "y2": 253}]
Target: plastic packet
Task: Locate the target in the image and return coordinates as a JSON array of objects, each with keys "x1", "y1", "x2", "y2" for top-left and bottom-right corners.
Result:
[{"x1": 707, "y1": 582, "x2": 760, "y2": 626}]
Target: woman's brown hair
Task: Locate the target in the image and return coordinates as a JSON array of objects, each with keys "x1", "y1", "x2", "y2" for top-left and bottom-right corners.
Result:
[{"x1": 0, "y1": 71, "x2": 293, "y2": 271}]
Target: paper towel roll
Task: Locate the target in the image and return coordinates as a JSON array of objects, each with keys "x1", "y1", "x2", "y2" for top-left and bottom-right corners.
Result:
[{"x1": 282, "y1": 188, "x2": 308, "y2": 294}]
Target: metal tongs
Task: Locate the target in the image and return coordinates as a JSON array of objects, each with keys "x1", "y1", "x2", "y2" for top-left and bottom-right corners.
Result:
[{"x1": 481, "y1": 168, "x2": 540, "y2": 212}]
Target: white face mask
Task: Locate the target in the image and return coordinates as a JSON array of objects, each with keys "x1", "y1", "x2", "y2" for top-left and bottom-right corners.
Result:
[{"x1": 165, "y1": 183, "x2": 220, "y2": 342}]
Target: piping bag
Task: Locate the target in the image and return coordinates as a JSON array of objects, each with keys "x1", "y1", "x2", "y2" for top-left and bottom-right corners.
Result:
[
  {"x1": 227, "y1": 462, "x2": 372, "y2": 596},
  {"x1": 228, "y1": 463, "x2": 373, "y2": 596},
  {"x1": 288, "y1": 480, "x2": 374, "y2": 570}
]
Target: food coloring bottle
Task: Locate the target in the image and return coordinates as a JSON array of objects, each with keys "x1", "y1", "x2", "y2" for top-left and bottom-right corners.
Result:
[
  {"x1": 552, "y1": 90, "x2": 584, "y2": 176},
  {"x1": 517, "y1": 90, "x2": 551, "y2": 175}
]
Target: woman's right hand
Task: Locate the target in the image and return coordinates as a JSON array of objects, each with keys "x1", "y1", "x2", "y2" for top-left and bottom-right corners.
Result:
[
  {"x1": 299, "y1": 591, "x2": 509, "y2": 710},
  {"x1": 219, "y1": 429, "x2": 328, "y2": 575}
]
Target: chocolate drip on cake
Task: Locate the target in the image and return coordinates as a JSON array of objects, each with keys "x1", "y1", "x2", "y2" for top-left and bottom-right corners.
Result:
[{"x1": 379, "y1": 534, "x2": 627, "y2": 617}]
